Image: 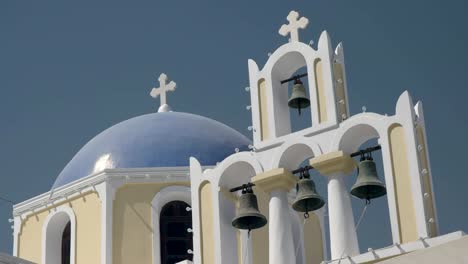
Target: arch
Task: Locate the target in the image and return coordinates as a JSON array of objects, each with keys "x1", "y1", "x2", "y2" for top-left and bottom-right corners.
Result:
[
  {"x1": 331, "y1": 115, "x2": 401, "y2": 251},
  {"x1": 42, "y1": 206, "x2": 76, "y2": 264},
  {"x1": 330, "y1": 113, "x2": 384, "y2": 153},
  {"x1": 271, "y1": 51, "x2": 308, "y2": 81},
  {"x1": 212, "y1": 153, "x2": 264, "y2": 264},
  {"x1": 270, "y1": 50, "x2": 315, "y2": 137},
  {"x1": 151, "y1": 186, "x2": 191, "y2": 264},
  {"x1": 272, "y1": 139, "x2": 322, "y2": 171},
  {"x1": 216, "y1": 152, "x2": 263, "y2": 189}
]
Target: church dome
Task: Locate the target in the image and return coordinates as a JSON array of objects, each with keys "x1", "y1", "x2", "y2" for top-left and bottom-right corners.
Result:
[{"x1": 53, "y1": 112, "x2": 251, "y2": 188}]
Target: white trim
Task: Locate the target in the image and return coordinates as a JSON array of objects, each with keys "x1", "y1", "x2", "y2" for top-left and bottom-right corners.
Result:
[
  {"x1": 42, "y1": 206, "x2": 76, "y2": 264},
  {"x1": 94, "y1": 181, "x2": 117, "y2": 264},
  {"x1": 13, "y1": 167, "x2": 199, "y2": 218},
  {"x1": 12, "y1": 216, "x2": 21, "y2": 257},
  {"x1": 189, "y1": 158, "x2": 204, "y2": 264},
  {"x1": 151, "y1": 185, "x2": 192, "y2": 264}
]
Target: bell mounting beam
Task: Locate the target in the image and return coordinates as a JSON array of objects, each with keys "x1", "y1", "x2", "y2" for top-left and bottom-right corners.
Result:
[
  {"x1": 350, "y1": 145, "x2": 381, "y2": 158},
  {"x1": 280, "y1": 73, "x2": 308, "y2": 84},
  {"x1": 292, "y1": 145, "x2": 382, "y2": 175},
  {"x1": 228, "y1": 146, "x2": 382, "y2": 190},
  {"x1": 229, "y1": 182, "x2": 256, "y2": 193}
]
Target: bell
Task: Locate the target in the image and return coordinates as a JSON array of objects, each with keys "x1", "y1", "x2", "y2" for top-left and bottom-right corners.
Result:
[
  {"x1": 351, "y1": 155, "x2": 387, "y2": 200},
  {"x1": 292, "y1": 175, "x2": 325, "y2": 213},
  {"x1": 288, "y1": 79, "x2": 310, "y2": 115},
  {"x1": 232, "y1": 190, "x2": 267, "y2": 231}
]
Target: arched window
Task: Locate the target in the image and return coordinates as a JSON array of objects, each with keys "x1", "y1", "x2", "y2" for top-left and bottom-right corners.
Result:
[
  {"x1": 61, "y1": 221, "x2": 71, "y2": 264},
  {"x1": 160, "y1": 201, "x2": 193, "y2": 264}
]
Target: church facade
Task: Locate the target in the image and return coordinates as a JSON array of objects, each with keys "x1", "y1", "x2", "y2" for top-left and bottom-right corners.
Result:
[{"x1": 10, "y1": 10, "x2": 467, "y2": 264}]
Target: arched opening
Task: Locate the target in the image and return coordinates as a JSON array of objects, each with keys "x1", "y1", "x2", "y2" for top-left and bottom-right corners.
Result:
[
  {"x1": 61, "y1": 222, "x2": 71, "y2": 264},
  {"x1": 338, "y1": 125, "x2": 393, "y2": 253},
  {"x1": 288, "y1": 67, "x2": 313, "y2": 133},
  {"x1": 346, "y1": 138, "x2": 392, "y2": 252},
  {"x1": 42, "y1": 208, "x2": 75, "y2": 264},
  {"x1": 216, "y1": 156, "x2": 264, "y2": 264},
  {"x1": 275, "y1": 142, "x2": 327, "y2": 263},
  {"x1": 160, "y1": 200, "x2": 193, "y2": 264},
  {"x1": 270, "y1": 50, "x2": 317, "y2": 138},
  {"x1": 293, "y1": 157, "x2": 327, "y2": 263}
]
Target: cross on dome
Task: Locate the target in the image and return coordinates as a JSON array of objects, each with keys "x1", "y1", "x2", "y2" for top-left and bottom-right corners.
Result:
[
  {"x1": 150, "y1": 73, "x2": 177, "y2": 112},
  {"x1": 279, "y1": 10, "x2": 309, "y2": 42}
]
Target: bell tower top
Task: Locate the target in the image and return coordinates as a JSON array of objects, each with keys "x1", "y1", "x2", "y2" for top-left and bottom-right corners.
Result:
[
  {"x1": 150, "y1": 73, "x2": 177, "y2": 112},
  {"x1": 247, "y1": 10, "x2": 350, "y2": 150}
]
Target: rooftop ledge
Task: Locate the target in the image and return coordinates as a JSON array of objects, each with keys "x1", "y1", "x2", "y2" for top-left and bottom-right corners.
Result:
[{"x1": 323, "y1": 231, "x2": 465, "y2": 264}]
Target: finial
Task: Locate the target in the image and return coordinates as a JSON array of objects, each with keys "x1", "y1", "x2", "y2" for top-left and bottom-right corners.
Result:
[
  {"x1": 150, "y1": 73, "x2": 177, "y2": 112},
  {"x1": 279, "y1": 10, "x2": 309, "y2": 42}
]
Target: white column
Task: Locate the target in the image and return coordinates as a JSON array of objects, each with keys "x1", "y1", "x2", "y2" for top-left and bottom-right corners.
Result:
[
  {"x1": 269, "y1": 190, "x2": 296, "y2": 264},
  {"x1": 251, "y1": 168, "x2": 297, "y2": 264},
  {"x1": 327, "y1": 173, "x2": 359, "y2": 259},
  {"x1": 12, "y1": 216, "x2": 21, "y2": 256},
  {"x1": 95, "y1": 181, "x2": 116, "y2": 264}
]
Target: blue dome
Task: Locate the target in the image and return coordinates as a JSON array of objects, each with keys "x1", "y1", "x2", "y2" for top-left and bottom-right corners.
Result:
[{"x1": 53, "y1": 112, "x2": 251, "y2": 188}]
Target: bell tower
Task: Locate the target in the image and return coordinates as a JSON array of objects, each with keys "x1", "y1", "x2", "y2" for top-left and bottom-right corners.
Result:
[
  {"x1": 187, "y1": 9, "x2": 452, "y2": 264},
  {"x1": 247, "y1": 10, "x2": 350, "y2": 149}
]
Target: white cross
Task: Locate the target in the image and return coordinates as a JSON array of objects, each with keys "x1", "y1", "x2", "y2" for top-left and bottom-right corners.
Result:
[
  {"x1": 150, "y1": 73, "x2": 176, "y2": 108},
  {"x1": 279, "y1": 10, "x2": 309, "y2": 42}
]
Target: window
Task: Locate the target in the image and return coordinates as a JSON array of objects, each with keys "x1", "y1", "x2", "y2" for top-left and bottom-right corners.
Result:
[
  {"x1": 160, "y1": 201, "x2": 193, "y2": 264},
  {"x1": 61, "y1": 221, "x2": 71, "y2": 264}
]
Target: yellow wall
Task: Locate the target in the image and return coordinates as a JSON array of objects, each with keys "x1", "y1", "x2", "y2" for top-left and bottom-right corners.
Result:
[
  {"x1": 18, "y1": 212, "x2": 42, "y2": 263},
  {"x1": 199, "y1": 181, "x2": 215, "y2": 264},
  {"x1": 388, "y1": 124, "x2": 418, "y2": 243},
  {"x1": 112, "y1": 182, "x2": 188, "y2": 264},
  {"x1": 250, "y1": 188, "x2": 269, "y2": 264},
  {"x1": 18, "y1": 191, "x2": 101, "y2": 264},
  {"x1": 314, "y1": 59, "x2": 328, "y2": 123},
  {"x1": 258, "y1": 78, "x2": 270, "y2": 141},
  {"x1": 302, "y1": 213, "x2": 324, "y2": 264},
  {"x1": 416, "y1": 125, "x2": 437, "y2": 237}
]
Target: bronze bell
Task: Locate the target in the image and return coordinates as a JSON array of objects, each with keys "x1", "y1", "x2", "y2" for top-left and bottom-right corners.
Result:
[
  {"x1": 351, "y1": 155, "x2": 387, "y2": 200},
  {"x1": 288, "y1": 79, "x2": 310, "y2": 115},
  {"x1": 232, "y1": 188, "x2": 267, "y2": 231},
  {"x1": 292, "y1": 172, "x2": 325, "y2": 214}
]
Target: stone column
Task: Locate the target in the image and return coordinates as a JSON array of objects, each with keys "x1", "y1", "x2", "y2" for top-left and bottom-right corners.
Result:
[
  {"x1": 310, "y1": 151, "x2": 359, "y2": 259},
  {"x1": 252, "y1": 168, "x2": 297, "y2": 264}
]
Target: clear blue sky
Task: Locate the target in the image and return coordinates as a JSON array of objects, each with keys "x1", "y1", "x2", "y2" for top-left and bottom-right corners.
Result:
[{"x1": 1, "y1": 0, "x2": 467, "y2": 257}]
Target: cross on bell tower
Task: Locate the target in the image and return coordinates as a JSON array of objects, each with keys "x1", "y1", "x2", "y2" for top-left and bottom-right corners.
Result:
[
  {"x1": 150, "y1": 73, "x2": 177, "y2": 112},
  {"x1": 279, "y1": 10, "x2": 309, "y2": 42}
]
